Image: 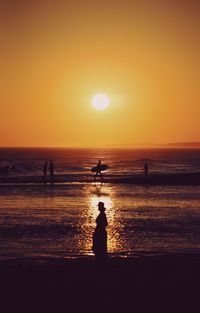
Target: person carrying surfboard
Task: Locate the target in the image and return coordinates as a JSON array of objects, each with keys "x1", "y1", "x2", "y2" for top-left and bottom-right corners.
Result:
[
  {"x1": 94, "y1": 160, "x2": 103, "y2": 183},
  {"x1": 91, "y1": 160, "x2": 108, "y2": 183}
]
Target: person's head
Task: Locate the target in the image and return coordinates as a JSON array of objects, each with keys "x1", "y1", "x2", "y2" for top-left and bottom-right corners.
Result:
[
  {"x1": 98, "y1": 201, "x2": 105, "y2": 212},
  {"x1": 98, "y1": 160, "x2": 101, "y2": 164}
]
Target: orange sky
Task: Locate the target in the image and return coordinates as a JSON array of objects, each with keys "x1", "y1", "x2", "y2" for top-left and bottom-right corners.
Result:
[{"x1": 0, "y1": 0, "x2": 199, "y2": 147}]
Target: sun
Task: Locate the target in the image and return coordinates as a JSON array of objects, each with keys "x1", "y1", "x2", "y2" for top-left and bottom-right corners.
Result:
[{"x1": 91, "y1": 94, "x2": 110, "y2": 110}]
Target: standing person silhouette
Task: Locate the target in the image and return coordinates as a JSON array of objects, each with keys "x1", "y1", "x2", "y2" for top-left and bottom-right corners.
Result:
[
  {"x1": 49, "y1": 160, "x2": 55, "y2": 185},
  {"x1": 92, "y1": 202, "x2": 108, "y2": 262},
  {"x1": 42, "y1": 161, "x2": 48, "y2": 184},
  {"x1": 144, "y1": 162, "x2": 149, "y2": 175},
  {"x1": 94, "y1": 160, "x2": 103, "y2": 183}
]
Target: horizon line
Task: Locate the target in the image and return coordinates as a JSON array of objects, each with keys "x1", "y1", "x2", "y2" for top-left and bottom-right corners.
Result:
[{"x1": 0, "y1": 142, "x2": 200, "y2": 149}]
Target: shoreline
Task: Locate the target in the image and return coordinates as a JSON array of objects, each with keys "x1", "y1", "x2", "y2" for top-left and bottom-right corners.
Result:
[
  {"x1": 0, "y1": 172, "x2": 200, "y2": 185},
  {"x1": 1, "y1": 249, "x2": 200, "y2": 265}
]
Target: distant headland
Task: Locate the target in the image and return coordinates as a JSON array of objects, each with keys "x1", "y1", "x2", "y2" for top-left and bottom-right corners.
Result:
[{"x1": 105, "y1": 142, "x2": 200, "y2": 149}]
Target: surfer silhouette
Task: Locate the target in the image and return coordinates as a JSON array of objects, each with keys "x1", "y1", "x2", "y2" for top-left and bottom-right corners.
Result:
[
  {"x1": 91, "y1": 160, "x2": 108, "y2": 183},
  {"x1": 49, "y1": 160, "x2": 55, "y2": 185},
  {"x1": 94, "y1": 160, "x2": 103, "y2": 183},
  {"x1": 144, "y1": 162, "x2": 149, "y2": 175},
  {"x1": 92, "y1": 202, "x2": 108, "y2": 262}
]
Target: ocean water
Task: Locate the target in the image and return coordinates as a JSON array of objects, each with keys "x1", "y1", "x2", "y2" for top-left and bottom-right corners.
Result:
[{"x1": 0, "y1": 148, "x2": 200, "y2": 260}]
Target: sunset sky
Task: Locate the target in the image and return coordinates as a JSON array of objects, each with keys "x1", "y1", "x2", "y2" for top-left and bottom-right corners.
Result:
[{"x1": 0, "y1": 0, "x2": 199, "y2": 147}]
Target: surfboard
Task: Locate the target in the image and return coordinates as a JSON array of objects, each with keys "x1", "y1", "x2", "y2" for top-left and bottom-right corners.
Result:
[{"x1": 91, "y1": 164, "x2": 109, "y2": 172}]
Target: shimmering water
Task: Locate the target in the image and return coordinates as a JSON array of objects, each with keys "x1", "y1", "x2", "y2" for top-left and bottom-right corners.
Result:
[{"x1": 0, "y1": 148, "x2": 200, "y2": 260}]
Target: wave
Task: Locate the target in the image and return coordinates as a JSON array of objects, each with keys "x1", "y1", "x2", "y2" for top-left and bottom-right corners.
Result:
[{"x1": 0, "y1": 163, "x2": 86, "y2": 176}]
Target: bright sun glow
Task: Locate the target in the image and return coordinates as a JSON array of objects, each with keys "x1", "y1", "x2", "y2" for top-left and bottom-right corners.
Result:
[{"x1": 92, "y1": 94, "x2": 110, "y2": 110}]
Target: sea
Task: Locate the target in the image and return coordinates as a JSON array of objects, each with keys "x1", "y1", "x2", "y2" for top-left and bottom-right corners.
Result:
[{"x1": 0, "y1": 147, "x2": 200, "y2": 261}]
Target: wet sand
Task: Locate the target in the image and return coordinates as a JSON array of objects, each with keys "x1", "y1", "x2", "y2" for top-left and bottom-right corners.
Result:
[
  {"x1": 1, "y1": 254, "x2": 200, "y2": 312},
  {"x1": 0, "y1": 172, "x2": 200, "y2": 185}
]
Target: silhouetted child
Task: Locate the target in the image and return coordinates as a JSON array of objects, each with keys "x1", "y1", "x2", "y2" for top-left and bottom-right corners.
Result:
[
  {"x1": 92, "y1": 202, "x2": 108, "y2": 262},
  {"x1": 49, "y1": 160, "x2": 54, "y2": 185},
  {"x1": 94, "y1": 160, "x2": 103, "y2": 183},
  {"x1": 144, "y1": 162, "x2": 149, "y2": 175}
]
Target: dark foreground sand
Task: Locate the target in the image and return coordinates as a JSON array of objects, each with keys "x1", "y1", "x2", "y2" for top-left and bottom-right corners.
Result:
[{"x1": 1, "y1": 254, "x2": 200, "y2": 313}]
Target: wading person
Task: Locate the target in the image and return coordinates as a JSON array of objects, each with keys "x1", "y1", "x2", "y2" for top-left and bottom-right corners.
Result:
[
  {"x1": 92, "y1": 202, "x2": 108, "y2": 262},
  {"x1": 49, "y1": 160, "x2": 55, "y2": 185},
  {"x1": 43, "y1": 161, "x2": 48, "y2": 184},
  {"x1": 144, "y1": 162, "x2": 149, "y2": 175}
]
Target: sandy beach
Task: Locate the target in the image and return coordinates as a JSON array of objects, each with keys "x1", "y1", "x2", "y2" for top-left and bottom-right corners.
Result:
[{"x1": 1, "y1": 254, "x2": 200, "y2": 312}]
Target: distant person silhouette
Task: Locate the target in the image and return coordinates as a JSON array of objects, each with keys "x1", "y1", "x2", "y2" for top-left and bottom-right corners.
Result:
[
  {"x1": 144, "y1": 162, "x2": 149, "y2": 175},
  {"x1": 43, "y1": 161, "x2": 48, "y2": 184},
  {"x1": 94, "y1": 160, "x2": 103, "y2": 183},
  {"x1": 92, "y1": 202, "x2": 108, "y2": 262},
  {"x1": 49, "y1": 160, "x2": 55, "y2": 185}
]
